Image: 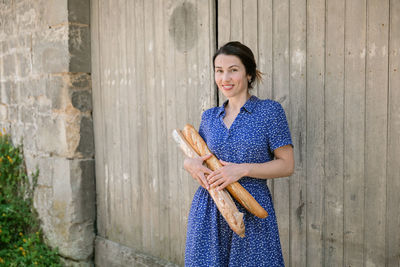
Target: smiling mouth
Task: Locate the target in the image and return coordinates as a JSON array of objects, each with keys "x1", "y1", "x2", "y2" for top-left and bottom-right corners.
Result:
[{"x1": 222, "y1": 84, "x2": 233, "y2": 90}]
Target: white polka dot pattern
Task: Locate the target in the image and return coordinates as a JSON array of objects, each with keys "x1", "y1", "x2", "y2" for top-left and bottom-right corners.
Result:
[{"x1": 185, "y1": 95, "x2": 293, "y2": 267}]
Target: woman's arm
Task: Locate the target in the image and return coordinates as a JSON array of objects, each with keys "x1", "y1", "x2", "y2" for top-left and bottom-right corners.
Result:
[
  {"x1": 207, "y1": 145, "x2": 294, "y2": 190},
  {"x1": 183, "y1": 154, "x2": 213, "y2": 190}
]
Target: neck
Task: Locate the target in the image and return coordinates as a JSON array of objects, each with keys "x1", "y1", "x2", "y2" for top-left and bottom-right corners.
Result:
[{"x1": 226, "y1": 92, "x2": 251, "y2": 113}]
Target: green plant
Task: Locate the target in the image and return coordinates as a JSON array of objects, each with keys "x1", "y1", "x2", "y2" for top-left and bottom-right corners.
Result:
[{"x1": 0, "y1": 129, "x2": 61, "y2": 266}]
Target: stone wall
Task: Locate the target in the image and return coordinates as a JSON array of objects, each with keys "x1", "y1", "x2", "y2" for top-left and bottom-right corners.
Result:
[{"x1": 0, "y1": 0, "x2": 94, "y2": 265}]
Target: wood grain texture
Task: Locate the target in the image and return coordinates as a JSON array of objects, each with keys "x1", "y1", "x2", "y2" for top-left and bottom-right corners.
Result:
[
  {"x1": 343, "y1": 0, "x2": 366, "y2": 266},
  {"x1": 92, "y1": 0, "x2": 215, "y2": 265},
  {"x1": 306, "y1": 0, "x2": 326, "y2": 265},
  {"x1": 91, "y1": 0, "x2": 399, "y2": 265},
  {"x1": 387, "y1": 1, "x2": 400, "y2": 265},
  {"x1": 324, "y1": 0, "x2": 345, "y2": 266},
  {"x1": 289, "y1": 0, "x2": 307, "y2": 266},
  {"x1": 271, "y1": 0, "x2": 291, "y2": 264},
  {"x1": 365, "y1": 0, "x2": 389, "y2": 266}
]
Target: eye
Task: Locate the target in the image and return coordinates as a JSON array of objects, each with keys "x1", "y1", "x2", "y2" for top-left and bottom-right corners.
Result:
[
  {"x1": 231, "y1": 68, "x2": 238, "y2": 72},
  {"x1": 215, "y1": 69, "x2": 223, "y2": 73}
]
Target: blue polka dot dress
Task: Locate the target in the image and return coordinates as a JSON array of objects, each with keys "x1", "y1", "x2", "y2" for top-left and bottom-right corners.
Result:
[{"x1": 185, "y1": 95, "x2": 293, "y2": 267}]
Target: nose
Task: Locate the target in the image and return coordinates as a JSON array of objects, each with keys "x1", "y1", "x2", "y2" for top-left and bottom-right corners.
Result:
[{"x1": 222, "y1": 72, "x2": 230, "y2": 82}]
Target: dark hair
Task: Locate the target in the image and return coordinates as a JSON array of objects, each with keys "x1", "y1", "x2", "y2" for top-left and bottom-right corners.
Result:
[{"x1": 213, "y1": 41, "x2": 262, "y2": 89}]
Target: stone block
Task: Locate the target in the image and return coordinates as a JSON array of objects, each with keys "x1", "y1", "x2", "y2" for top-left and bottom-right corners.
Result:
[
  {"x1": 76, "y1": 116, "x2": 94, "y2": 157},
  {"x1": 70, "y1": 73, "x2": 90, "y2": 89},
  {"x1": 20, "y1": 104, "x2": 36, "y2": 124},
  {"x1": 45, "y1": 74, "x2": 67, "y2": 110},
  {"x1": 42, "y1": 0, "x2": 68, "y2": 26},
  {"x1": 68, "y1": 0, "x2": 90, "y2": 25},
  {"x1": 15, "y1": 1, "x2": 38, "y2": 34},
  {"x1": 34, "y1": 185, "x2": 53, "y2": 218},
  {"x1": 0, "y1": 9, "x2": 15, "y2": 38},
  {"x1": 36, "y1": 113, "x2": 68, "y2": 155},
  {"x1": 13, "y1": 34, "x2": 31, "y2": 50},
  {"x1": 3, "y1": 54, "x2": 16, "y2": 78},
  {"x1": 22, "y1": 124, "x2": 37, "y2": 151},
  {"x1": 0, "y1": 0, "x2": 13, "y2": 12},
  {"x1": 32, "y1": 26, "x2": 69, "y2": 74},
  {"x1": 9, "y1": 81, "x2": 20, "y2": 104},
  {"x1": 1, "y1": 39, "x2": 9, "y2": 54},
  {"x1": 69, "y1": 25, "x2": 91, "y2": 72},
  {"x1": 71, "y1": 90, "x2": 92, "y2": 112},
  {"x1": 70, "y1": 159, "x2": 96, "y2": 222},
  {"x1": 60, "y1": 258, "x2": 94, "y2": 267},
  {"x1": 0, "y1": 103, "x2": 7, "y2": 120},
  {"x1": 1, "y1": 80, "x2": 16, "y2": 104},
  {"x1": 19, "y1": 78, "x2": 45, "y2": 101},
  {"x1": 15, "y1": 52, "x2": 32, "y2": 78},
  {"x1": 9, "y1": 122, "x2": 24, "y2": 146},
  {"x1": 8, "y1": 105, "x2": 19, "y2": 122},
  {"x1": 33, "y1": 157, "x2": 95, "y2": 261}
]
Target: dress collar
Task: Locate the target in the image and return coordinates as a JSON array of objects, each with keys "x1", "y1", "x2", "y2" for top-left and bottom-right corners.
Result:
[{"x1": 216, "y1": 95, "x2": 259, "y2": 117}]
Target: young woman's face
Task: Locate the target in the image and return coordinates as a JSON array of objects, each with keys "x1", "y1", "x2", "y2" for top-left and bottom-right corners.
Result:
[{"x1": 214, "y1": 54, "x2": 251, "y2": 99}]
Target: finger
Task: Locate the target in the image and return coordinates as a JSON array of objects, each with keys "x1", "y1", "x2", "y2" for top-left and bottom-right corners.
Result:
[
  {"x1": 217, "y1": 180, "x2": 230, "y2": 191},
  {"x1": 201, "y1": 166, "x2": 212, "y2": 175},
  {"x1": 195, "y1": 175, "x2": 206, "y2": 189},
  {"x1": 208, "y1": 173, "x2": 222, "y2": 184},
  {"x1": 210, "y1": 177, "x2": 224, "y2": 188},
  {"x1": 201, "y1": 153, "x2": 212, "y2": 161},
  {"x1": 207, "y1": 170, "x2": 217, "y2": 181},
  {"x1": 219, "y1": 159, "x2": 229, "y2": 165},
  {"x1": 199, "y1": 173, "x2": 210, "y2": 190}
]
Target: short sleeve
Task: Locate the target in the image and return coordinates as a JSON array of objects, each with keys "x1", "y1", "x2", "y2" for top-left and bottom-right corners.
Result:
[
  {"x1": 267, "y1": 102, "x2": 293, "y2": 152},
  {"x1": 198, "y1": 111, "x2": 208, "y2": 143}
]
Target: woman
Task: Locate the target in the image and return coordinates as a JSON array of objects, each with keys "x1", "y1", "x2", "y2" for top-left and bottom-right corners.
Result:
[{"x1": 183, "y1": 41, "x2": 294, "y2": 267}]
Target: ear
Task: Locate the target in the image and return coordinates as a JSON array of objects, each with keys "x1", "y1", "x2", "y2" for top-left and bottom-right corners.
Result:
[{"x1": 247, "y1": 75, "x2": 252, "y2": 83}]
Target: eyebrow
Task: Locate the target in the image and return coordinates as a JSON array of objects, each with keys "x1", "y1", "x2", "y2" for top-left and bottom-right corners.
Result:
[{"x1": 215, "y1": 65, "x2": 240, "y2": 69}]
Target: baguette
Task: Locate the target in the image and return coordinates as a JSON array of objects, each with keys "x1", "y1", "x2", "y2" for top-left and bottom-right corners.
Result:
[
  {"x1": 172, "y1": 129, "x2": 245, "y2": 237},
  {"x1": 182, "y1": 124, "x2": 268, "y2": 219}
]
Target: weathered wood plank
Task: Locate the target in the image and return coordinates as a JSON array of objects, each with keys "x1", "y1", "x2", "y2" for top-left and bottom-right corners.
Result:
[
  {"x1": 271, "y1": 0, "x2": 290, "y2": 264},
  {"x1": 101, "y1": 0, "x2": 115, "y2": 239},
  {"x1": 256, "y1": 0, "x2": 273, "y2": 99},
  {"x1": 387, "y1": 2, "x2": 400, "y2": 266},
  {"x1": 134, "y1": 0, "x2": 151, "y2": 253},
  {"x1": 324, "y1": 0, "x2": 345, "y2": 266},
  {"x1": 243, "y1": 0, "x2": 258, "y2": 61},
  {"x1": 306, "y1": 0, "x2": 325, "y2": 265},
  {"x1": 126, "y1": 0, "x2": 143, "y2": 249},
  {"x1": 364, "y1": 0, "x2": 389, "y2": 266},
  {"x1": 217, "y1": 0, "x2": 235, "y2": 103},
  {"x1": 153, "y1": 0, "x2": 170, "y2": 259},
  {"x1": 230, "y1": 0, "x2": 243, "y2": 42},
  {"x1": 172, "y1": 2, "x2": 190, "y2": 260},
  {"x1": 144, "y1": 0, "x2": 160, "y2": 255},
  {"x1": 256, "y1": 0, "x2": 274, "y2": 195},
  {"x1": 207, "y1": 0, "x2": 218, "y2": 107},
  {"x1": 92, "y1": 1, "x2": 398, "y2": 265},
  {"x1": 218, "y1": 0, "x2": 231, "y2": 46},
  {"x1": 90, "y1": 0, "x2": 107, "y2": 237},
  {"x1": 164, "y1": 0, "x2": 181, "y2": 262},
  {"x1": 343, "y1": 0, "x2": 366, "y2": 265},
  {"x1": 118, "y1": 0, "x2": 133, "y2": 247},
  {"x1": 289, "y1": 0, "x2": 307, "y2": 265}
]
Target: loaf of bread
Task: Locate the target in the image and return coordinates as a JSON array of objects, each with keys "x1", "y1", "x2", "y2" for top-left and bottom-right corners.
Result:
[
  {"x1": 181, "y1": 124, "x2": 268, "y2": 219},
  {"x1": 172, "y1": 129, "x2": 245, "y2": 237}
]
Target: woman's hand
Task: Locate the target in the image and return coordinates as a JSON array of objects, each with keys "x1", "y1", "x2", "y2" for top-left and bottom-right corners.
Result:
[
  {"x1": 207, "y1": 160, "x2": 248, "y2": 191},
  {"x1": 183, "y1": 154, "x2": 213, "y2": 190}
]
